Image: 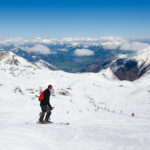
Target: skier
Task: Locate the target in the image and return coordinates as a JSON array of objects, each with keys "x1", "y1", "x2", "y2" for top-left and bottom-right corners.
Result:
[{"x1": 39, "y1": 85, "x2": 53, "y2": 124}]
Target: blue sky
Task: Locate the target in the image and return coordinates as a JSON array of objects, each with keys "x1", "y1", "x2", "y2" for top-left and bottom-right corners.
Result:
[{"x1": 0, "y1": 0, "x2": 150, "y2": 39}]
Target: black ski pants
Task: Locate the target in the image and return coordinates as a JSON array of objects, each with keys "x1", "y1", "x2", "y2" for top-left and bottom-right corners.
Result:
[{"x1": 39, "y1": 104, "x2": 51, "y2": 122}]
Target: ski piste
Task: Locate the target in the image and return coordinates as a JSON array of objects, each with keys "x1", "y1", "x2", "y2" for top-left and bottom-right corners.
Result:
[{"x1": 36, "y1": 121, "x2": 70, "y2": 125}]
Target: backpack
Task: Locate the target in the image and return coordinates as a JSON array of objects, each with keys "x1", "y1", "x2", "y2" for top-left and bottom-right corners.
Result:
[{"x1": 39, "y1": 92, "x2": 44, "y2": 101}]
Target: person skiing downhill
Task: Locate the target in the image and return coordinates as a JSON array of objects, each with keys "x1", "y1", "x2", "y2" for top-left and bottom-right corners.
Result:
[{"x1": 39, "y1": 85, "x2": 53, "y2": 123}]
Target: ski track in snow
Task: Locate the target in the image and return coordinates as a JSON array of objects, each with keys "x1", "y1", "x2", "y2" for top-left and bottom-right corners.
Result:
[{"x1": 0, "y1": 52, "x2": 150, "y2": 150}]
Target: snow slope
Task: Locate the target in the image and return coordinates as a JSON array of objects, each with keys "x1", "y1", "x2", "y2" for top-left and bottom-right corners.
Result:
[
  {"x1": 133, "y1": 46, "x2": 150, "y2": 67},
  {"x1": 0, "y1": 52, "x2": 150, "y2": 150}
]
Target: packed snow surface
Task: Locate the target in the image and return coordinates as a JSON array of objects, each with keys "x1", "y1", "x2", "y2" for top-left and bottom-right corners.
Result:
[{"x1": 0, "y1": 52, "x2": 150, "y2": 150}]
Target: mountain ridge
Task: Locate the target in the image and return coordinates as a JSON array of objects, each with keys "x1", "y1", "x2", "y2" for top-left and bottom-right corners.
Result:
[{"x1": 1, "y1": 37, "x2": 150, "y2": 81}]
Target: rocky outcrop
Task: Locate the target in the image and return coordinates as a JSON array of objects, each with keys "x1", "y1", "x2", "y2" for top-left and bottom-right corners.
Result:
[
  {"x1": 110, "y1": 59, "x2": 150, "y2": 81},
  {"x1": 83, "y1": 57, "x2": 150, "y2": 81},
  {"x1": 81, "y1": 59, "x2": 112, "y2": 72},
  {"x1": 111, "y1": 59, "x2": 139, "y2": 81},
  {"x1": 0, "y1": 51, "x2": 20, "y2": 65}
]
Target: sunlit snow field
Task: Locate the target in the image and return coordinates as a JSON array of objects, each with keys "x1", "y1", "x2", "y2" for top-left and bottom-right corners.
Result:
[{"x1": 0, "y1": 52, "x2": 150, "y2": 150}]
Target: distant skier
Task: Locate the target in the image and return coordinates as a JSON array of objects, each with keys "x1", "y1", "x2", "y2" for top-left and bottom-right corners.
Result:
[{"x1": 39, "y1": 85, "x2": 53, "y2": 123}]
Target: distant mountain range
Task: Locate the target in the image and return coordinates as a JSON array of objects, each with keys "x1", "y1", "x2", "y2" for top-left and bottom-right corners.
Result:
[{"x1": 0, "y1": 37, "x2": 150, "y2": 81}]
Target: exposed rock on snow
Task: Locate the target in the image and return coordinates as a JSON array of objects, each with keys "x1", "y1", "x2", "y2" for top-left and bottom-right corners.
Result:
[
  {"x1": 13, "y1": 87, "x2": 24, "y2": 95},
  {"x1": 58, "y1": 89, "x2": 70, "y2": 96},
  {"x1": 108, "y1": 47, "x2": 150, "y2": 81},
  {"x1": 0, "y1": 51, "x2": 58, "y2": 77},
  {"x1": 110, "y1": 59, "x2": 139, "y2": 81}
]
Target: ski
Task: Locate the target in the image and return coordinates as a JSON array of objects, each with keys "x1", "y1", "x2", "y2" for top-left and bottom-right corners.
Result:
[{"x1": 36, "y1": 121, "x2": 69, "y2": 125}]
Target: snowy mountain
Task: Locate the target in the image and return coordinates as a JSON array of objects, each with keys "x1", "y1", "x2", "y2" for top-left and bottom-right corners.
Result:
[
  {"x1": 34, "y1": 59, "x2": 60, "y2": 71},
  {"x1": 0, "y1": 51, "x2": 58, "y2": 77},
  {"x1": 0, "y1": 37, "x2": 134, "y2": 73},
  {"x1": 1, "y1": 38, "x2": 150, "y2": 80},
  {"x1": 81, "y1": 48, "x2": 150, "y2": 81},
  {"x1": 1, "y1": 37, "x2": 150, "y2": 77},
  {"x1": 108, "y1": 47, "x2": 150, "y2": 81},
  {"x1": 0, "y1": 51, "x2": 149, "y2": 150}
]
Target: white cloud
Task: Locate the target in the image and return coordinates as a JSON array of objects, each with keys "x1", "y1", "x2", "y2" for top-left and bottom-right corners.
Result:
[
  {"x1": 25, "y1": 45, "x2": 51, "y2": 54},
  {"x1": 74, "y1": 49, "x2": 94, "y2": 56},
  {"x1": 101, "y1": 42, "x2": 121, "y2": 50},
  {"x1": 0, "y1": 38, "x2": 28, "y2": 46},
  {"x1": 0, "y1": 36, "x2": 150, "y2": 53},
  {"x1": 120, "y1": 42, "x2": 150, "y2": 51},
  {"x1": 97, "y1": 37, "x2": 150, "y2": 51},
  {"x1": 57, "y1": 48, "x2": 68, "y2": 52},
  {"x1": 100, "y1": 36, "x2": 127, "y2": 50}
]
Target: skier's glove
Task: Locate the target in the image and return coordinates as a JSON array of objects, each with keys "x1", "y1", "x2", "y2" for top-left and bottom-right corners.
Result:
[
  {"x1": 49, "y1": 106, "x2": 54, "y2": 110},
  {"x1": 51, "y1": 107, "x2": 54, "y2": 110}
]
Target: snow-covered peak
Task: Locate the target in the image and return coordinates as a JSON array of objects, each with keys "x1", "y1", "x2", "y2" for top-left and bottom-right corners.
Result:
[
  {"x1": 0, "y1": 51, "x2": 62, "y2": 78},
  {"x1": 0, "y1": 51, "x2": 33, "y2": 66},
  {"x1": 34, "y1": 59, "x2": 59, "y2": 71},
  {"x1": 98, "y1": 68, "x2": 118, "y2": 81},
  {"x1": 0, "y1": 51, "x2": 48, "y2": 77},
  {"x1": 133, "y1": 46, "x2": 150, "y2": 67}
]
